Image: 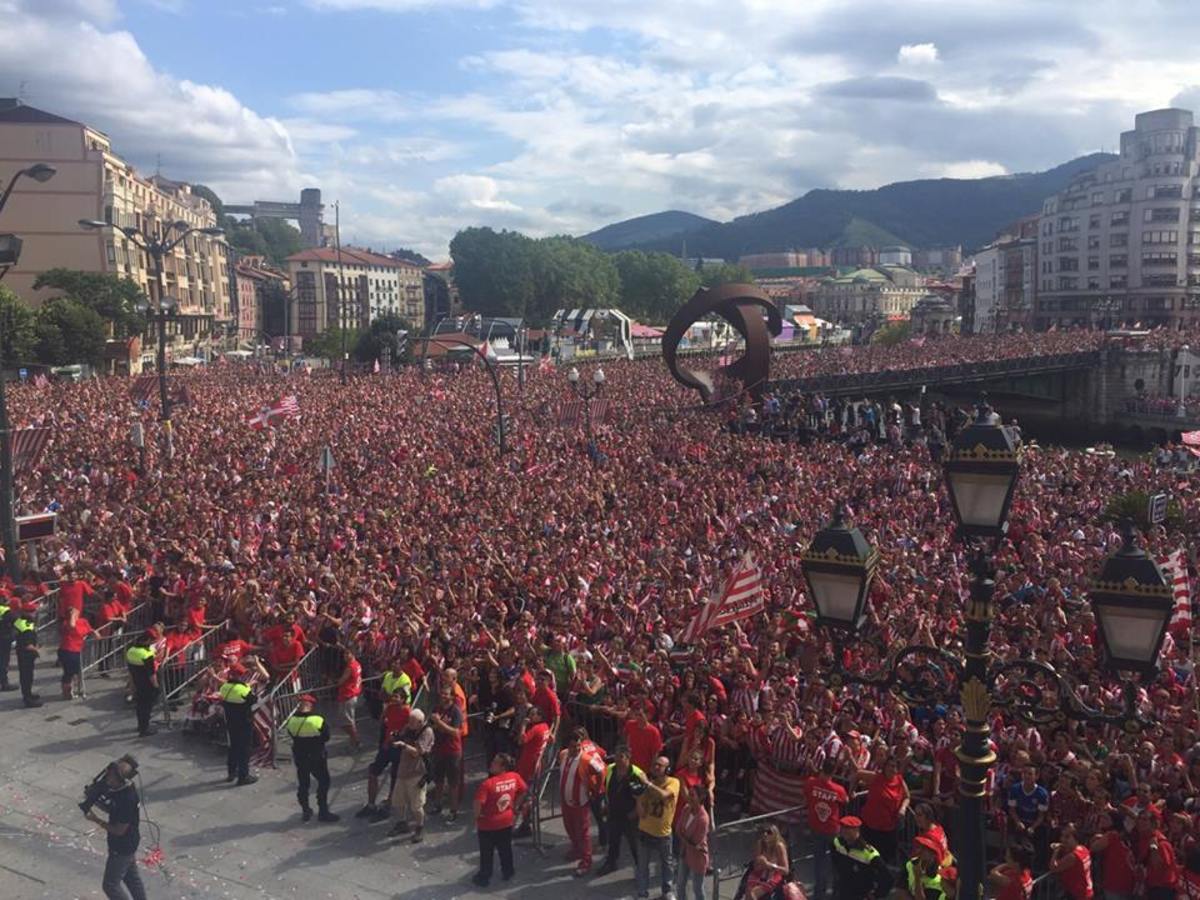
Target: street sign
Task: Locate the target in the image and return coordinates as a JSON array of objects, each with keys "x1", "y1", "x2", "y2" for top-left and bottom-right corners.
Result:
[
  {"x1": 1148, "y1": 492, "x2": 1169, "y2": 525},
  {"x1": 17, "y1": 368, "x2": 27, "y2": 382},
  {"x1": 130, "y1": 421, "x2": 144, "y2": 449},
  {"x1": 318, "y1": 445, "x2": 335, "y2": 474},
  {"x1": 16, "y1": 512, "x2": 56, "y2": 542}
]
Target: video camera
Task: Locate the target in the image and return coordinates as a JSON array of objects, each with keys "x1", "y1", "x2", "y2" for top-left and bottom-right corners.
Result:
[{"x1": 79, "y1": 754, "x2": 138, "y2": 815}]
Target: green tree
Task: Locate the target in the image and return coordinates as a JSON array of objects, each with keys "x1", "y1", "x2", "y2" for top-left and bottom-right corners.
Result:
[
  {"x1": 527, "y1": 236, "x2": 620, "y2": 323},
  {"x1": 353, "y1": 312, "x2": 413, "y2": 363},
  {"x1": 450, "y1": 227, "x2": 536, "y2": 319},
  {"x1": 306, "y1": 327, "x2": 359, "y2": 363},
  {"x1": 872, "y1": 321, "x2": 912, "y2": 346},
  {"x1": 224, "y1": 217, "x2": 304, "y2": 268},
  {"x1": 1104, "y1": 490, "x2": 1185, "y2": 531},
  {"x1": 615, "y1": 250, "x2": 701, "y2": 322},
  {"x1": 33, "y1": 297, "x2": 107, "y2": 366},
  {"x1": 0, "y1": 286, "x2": 37, "y2": 364},
  {"x1": 32, "y1": 269, "x2": 147, "y2": 338},
  {"x1": 191, "y1": 184, "x2": 225, "y2": 220},
  {"x1": 699, "y1": 262, "x2": 756, "y2": 288}
]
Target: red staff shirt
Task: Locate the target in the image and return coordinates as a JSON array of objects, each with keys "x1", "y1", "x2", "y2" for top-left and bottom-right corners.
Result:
[
  {"x1": 59, "y1": 618, "x2": 93, "y2": 653},
  {"x1": 804, "y1": 775, "x2": 848, "y2": 836},
  {"x1": 476, "y1": 771, "x2": 527, "y2": 831}
]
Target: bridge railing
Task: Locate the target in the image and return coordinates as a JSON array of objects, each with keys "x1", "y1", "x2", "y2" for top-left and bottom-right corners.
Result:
[{"x1": 766, "y1": 350, "x2": 1102, "y2": 396}]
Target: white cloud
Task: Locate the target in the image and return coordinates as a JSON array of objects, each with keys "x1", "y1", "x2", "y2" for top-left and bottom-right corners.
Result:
[
  {"x1": 434, "y1": 175, "x2": 521, "y2": 212},
  {"x1": 898, "y1": 42, "x2": 939, "y2": 65},
  {"x1": 935, "y1": 160, "x2": 1008, "y2": 179}
]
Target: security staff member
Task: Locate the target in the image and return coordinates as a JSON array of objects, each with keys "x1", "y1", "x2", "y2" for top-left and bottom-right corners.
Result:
[
  {"x1": 832, "y1": 815, "x2": 893, "y2": 899},
  {"x1": 902, "y1": 835, "x2": 949, "y2": 900},
  {"x1": 220, "y1": 664, "x2": 258, "y2": 786},
  {"x1": 13, "y1": 602, "x2": 42, "y2": 708},
  {"x1": 0, "y1": 593, "x2": 16, "y2": 691},
  {"x1": 125, "y1": 633, "x2": 158, "y2": 736},
  {"x1": 380, "y1": 663, "x2": 412, "y2": 706},
  {"x1": 285, "y1": 693, "x2": 338, "y2": 822}
]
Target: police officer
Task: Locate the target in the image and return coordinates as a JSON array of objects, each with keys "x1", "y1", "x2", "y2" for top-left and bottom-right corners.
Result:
[
  {"x1": 902, "y1": 835, "x2": 949, "y2": 900},
  {"x1": 284, "y1": 693, "x2": 338, "y2": 822},
  {"x1": 380, "y1": 660, "x2": 412, "y2": 706},
  {"x1": 0, "y1": 591, "x2": 16, "y2": 691},
  {"x1": 13, "y1": 601, "x2": 42, "y2": 708},
  {"x1": 220, "y1": 664, "x2": 258, "y2": 786},
  {"x1": 832, "y1": 815, "x2": 893, "y2": 899},
  {"x1": 125, "y1": 632, "x2": 158, "y2": 737}
]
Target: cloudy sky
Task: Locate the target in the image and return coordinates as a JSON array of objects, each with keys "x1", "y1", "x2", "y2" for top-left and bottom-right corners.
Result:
[{"x1": 3, "y1": 0, "x2": 1200, "y2": 259}]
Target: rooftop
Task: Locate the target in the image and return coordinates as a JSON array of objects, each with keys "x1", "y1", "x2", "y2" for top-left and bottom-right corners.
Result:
[{"x1": 0, "y1": 98, "x2": 83, "y2": 127}]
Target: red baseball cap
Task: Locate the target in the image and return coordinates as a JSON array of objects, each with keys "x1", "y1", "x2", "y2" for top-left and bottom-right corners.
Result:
[
  {"x1": 298, "y1": 693, "x2": 317, "y2": 705},
  {"x1": 839, "y1": 815, "x2": 862, "y2": 828}
]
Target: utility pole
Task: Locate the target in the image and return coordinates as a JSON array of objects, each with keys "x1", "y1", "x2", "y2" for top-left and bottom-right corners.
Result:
[{"x1": 335, "y1": 201, "x2": 347, "y2": 385}]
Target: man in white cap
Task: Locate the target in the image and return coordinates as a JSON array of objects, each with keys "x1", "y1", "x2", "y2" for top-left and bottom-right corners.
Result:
[{"x1": 387, "y1": 708, "x2": 434, "y2": 843}]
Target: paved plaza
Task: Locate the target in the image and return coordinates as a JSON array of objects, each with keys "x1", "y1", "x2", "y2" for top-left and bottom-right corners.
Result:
[{"x1": 0, "y1": 663, "x2": 663, "y2": 900}]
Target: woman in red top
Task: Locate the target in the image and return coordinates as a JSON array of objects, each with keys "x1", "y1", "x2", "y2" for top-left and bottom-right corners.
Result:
[
  {"x1": 57, "y1": 607, "x2": 92, "y2": 700},
  {"x1": 1050, "y1": 824, "x2": 1093, "y2": 900},
  {"x1": 989, "y1": 844, "x2": 1034, "y2": 900},
  {"x1": 1089, "y1": 813, "x2": 1137, "y2": 899},
  {"x1": 1135, "y1": 811, "x2": 1180, "y2": 900},
  {"x1": 854, "y1": 755, "x2": 910, "y2": 863}
]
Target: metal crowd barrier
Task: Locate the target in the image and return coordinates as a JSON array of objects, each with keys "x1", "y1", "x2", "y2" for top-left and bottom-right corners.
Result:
[
  {"x1": 158, "y1": 621, "x2": 229, "y2": 726},
  {"x1": 78, "y1": 602, "x2": 153, "y2": 694},
  {"x1": 32, "y1": 588, "x2": 62, "y2": 635},
  {"x1": 708, "y1": 803, "x2": 807, "y2": 900},
  {"x1": 529, "y1": 734, "x2": 562, "y2": 857}
]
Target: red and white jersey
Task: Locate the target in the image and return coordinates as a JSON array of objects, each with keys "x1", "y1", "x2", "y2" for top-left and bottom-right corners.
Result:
[{"x1": 559, "y1": 747, "x2": 605, "y2": 808}]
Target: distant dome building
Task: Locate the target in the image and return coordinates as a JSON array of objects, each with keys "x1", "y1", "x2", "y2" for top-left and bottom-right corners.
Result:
[
  {"x1": 879, "y1": 245, "x2": 913, "y2": 266},
  {"x1": 910, "y1": 294, "x2": 959, "y2": 335}
]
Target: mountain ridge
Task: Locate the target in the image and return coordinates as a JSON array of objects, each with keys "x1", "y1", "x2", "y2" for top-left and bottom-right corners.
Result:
[{"x1": 582, "y1": 153, "x2": 1116, "y2": 258}]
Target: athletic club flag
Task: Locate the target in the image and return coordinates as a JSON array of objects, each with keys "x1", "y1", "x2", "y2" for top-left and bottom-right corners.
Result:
[
  {"x1": 246, "y1": 395, "x2": 300, "y2": 430},
  {"x1": 1182, "y1": 430, "x2": 1200, "y2": 447},
  {"x1": 538, "y1": 356, "x2": 554, "y2": 375},
  {"x1": 1156, "y1": 549, "x2": 1193, "y2": 634},
  {"x1": 10, "y1": 427, "x2": 51, "y2": 475},
  {"x1": 129, "y1": 374, "x2": 157, "y2": 404},
  {"x1": 678, "y1": 552, "x2": 765, "y2": 643},
  {"x1": 558, "y1": 399, "x2": 583, "y2": 427}
]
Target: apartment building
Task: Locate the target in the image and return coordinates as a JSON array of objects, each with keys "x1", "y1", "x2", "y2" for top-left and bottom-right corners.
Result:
[
  {"x1": 1035, "y1": 108, "x2": 1200, "y2": 330},
  {"x1": 286, "y1": 247, "x2": 424, "y2": 339},
  {"x1": 972, "y1": 225, "x2": 1037, "y2": 334},
  {"x1": 0, "y1": 99, "x2": 232, "y2": 346},
  {"x1": 232, "y1": 255, "x2": 290, "y2": 344}
]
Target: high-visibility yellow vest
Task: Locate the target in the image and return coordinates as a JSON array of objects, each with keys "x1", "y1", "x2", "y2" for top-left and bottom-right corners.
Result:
[
  {"x1": 219, "y1": 682, "x2": 252, "y2": 703},
  {"x1": 834, "y1": 837, "x2": 882, "y2": 865},
  {"x1": 286, "y1": 714, "x2": 325, "y2": 738},
  {"x1": 14, "y1": 617, "x2": 34, "y2": 634},
  {"x1": 905, "y1": 858, "x2": 945, "y2": 899},
  {"x1": 604, "y1": 762, "x2": 646, "y2": 789},
  {"x1": 126, "y1": 646, "x2": 155, "y2": 666},
  {"x1": 382, "y1": 670, "x2": 411, "y2": 699},
  {"x1": 0, "y1": 603, "x2": 10, "y2": 619}
]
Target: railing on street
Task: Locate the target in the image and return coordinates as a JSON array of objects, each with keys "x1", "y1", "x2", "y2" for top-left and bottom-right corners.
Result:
[
  {"x1": 157, "y1": 621, "x2": 228, "y2": 726},
  {"x1": 32, "y1": 587, "x2": 61, "y2": 635},
  {"x1": 78, "y1": 601, "x2": 153, "y2": 694},
  {"x1": 708, "y1": 803, "x2": 807, "y2": 900}
]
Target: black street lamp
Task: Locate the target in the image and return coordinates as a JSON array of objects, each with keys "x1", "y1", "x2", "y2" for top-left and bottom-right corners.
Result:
[
  {"x1": 567, "y1": 365, "x2": 605, "y2": 443},
  {"x1": 79, "y1": 217, "x2": 224, "y2": 466},
  {"x1": 0, "y1": 162, "x2": 57, "y2": 580},
  {"x1": 800, "y1": 400, "x2": 1172, "y2": 899},
  {"x1": 414, "y1": 336, "x2": 507, "y2": 454}
]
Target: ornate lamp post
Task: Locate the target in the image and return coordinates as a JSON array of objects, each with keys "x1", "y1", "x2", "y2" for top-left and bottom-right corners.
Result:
[
  {"x1": 568, "y1": 366, "x2": 605, "y2": 443},
  {"x1": 801, "y1": 504, "x2": 878, "y2": 633}
]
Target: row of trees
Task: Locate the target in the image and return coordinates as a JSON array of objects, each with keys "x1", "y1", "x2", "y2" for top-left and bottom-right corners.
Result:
[
  {"x1": 0, "y1": 269, "x2": 151, "y2": 368},
  {"x1": 304, "y1": 312, "x2": 414, "y2": 365},
  {"x1": 449, "y1": 227, "x2": 755, "y2": 325}
]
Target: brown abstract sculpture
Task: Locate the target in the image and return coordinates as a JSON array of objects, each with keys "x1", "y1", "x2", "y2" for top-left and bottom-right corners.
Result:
[{"x1": 661, "y1": 283, "x2": 782, "y2": 403}]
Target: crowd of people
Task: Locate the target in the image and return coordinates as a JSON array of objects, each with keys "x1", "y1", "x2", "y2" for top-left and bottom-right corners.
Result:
[{"x1": 2, "y1": 325, "x2": 1199, "y2": 899}]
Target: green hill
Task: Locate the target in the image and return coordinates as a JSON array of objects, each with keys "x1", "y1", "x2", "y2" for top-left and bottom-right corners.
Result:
[
  {"x1": 583, "y1": 153, "x2": 1116, "y2": 258},
  {"x1": 583, "y1": 210, "x2": 719, "y2": 251}
]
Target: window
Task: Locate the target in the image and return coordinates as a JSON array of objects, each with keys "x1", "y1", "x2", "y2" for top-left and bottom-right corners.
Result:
[
  {"x1": 1145, "y1": 207, "x2": 1180, "y2": 223},
  {"x1": 1146, "y1": 297, "x2": 1172, "y2": 311},
  {"x1": 1089, "y1": 215, "x2": 1101, "y2": 229},
  {"x1": 1110, "y1": 275, "x2": 1127, "y2": 289},
  {"x1": 1152, "y1": 184, "x2": 1183, "y2": 199},
  {"x1": 1057, "y1": 276, "x2": 1078, "y2": 290},
  {"x1": 1058, "y1": 237, "x2": 1079, "y2": 251},
  {"x1": 1058, "y1": 256, "x2": 1079, "y2": 271},
  {"x1": 1087, "y1": 235, "x2": 1101, "y2": 250},
  {"x1": 1115, "y1": 188, "x2": 1132, "y2": 203},
  {"x1": 1088, "y1": 256, "x2": 1100, "y2": 270},
  {"x1": 1145, "y1": 273, "x2": 1178, "y2": 287},
  {"x1": 1141, "y1": 251, "x2": 1178, "y2": 267},
  {"x1": 1058, "y1": 216, "x2": 1079, "y2": 232},
  {"x1": 1142, "y1": 230, "x2": 1178, "y2": 244},
  {"x1": 1087, "y1": 277, "x2": 1101, "y2": 290},
  {"x1": 1110, "y1": 233, "x2": 1128, "y2": 247},
  {"x1": 106, "y1": 243, "x2": 116, "y2": 264},
  {"x1": 1109, "y1": 254, "x2": 1127, "y2": 269},
  {"x1": 1111, "y1": 211, "x2": 1129, "y2": 227},
  {"x1": 1091, "y1": 191, "x2": 1105, "y2": 205}
]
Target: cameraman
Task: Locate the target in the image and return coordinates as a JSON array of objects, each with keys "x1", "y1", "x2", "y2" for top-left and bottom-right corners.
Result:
[{"x1": 83, "y1": 757, "x2": 147, "y2": 900}]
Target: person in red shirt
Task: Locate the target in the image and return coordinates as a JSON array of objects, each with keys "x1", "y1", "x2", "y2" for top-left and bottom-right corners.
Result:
[
  {"x1": 623, "y1": 703, "x2": 663, "y2": 772},
  {"x1": 359, "y1": 694, "x2": 412, "y2": 820},
  {"x1": 57, "y1": 572, "x2": 94, "y2": 623},
  {"x1": 804, "y1": 757, "x2": 848, "y2": 900},
  {"x1": 473, "y1": 752, "x2": 527, "y2": 888},
  {"x1": 1089, "y1": 812, "x2": 1137, "y2": 898},
  {"x1": 988, "y1": 844, "x2": 1034, "y2": 900},
  {"x1": 265, "y1": 628, "x2": 305, "y2": 675},
  {"x1": 1050, "y1": 824, "x2": 1093, "y2": 900},
  {"x1": 513, "y1": 705, "x2": 550, "y2": 837},
  {"x1": 1135, "y1": 810, "x2": 1180, "y2": 899},
  {"x1": 336, "y1": 648, "x2": 363, "y2": 749},
  {"x1": 57, "y1": 607, "x2": 92, "y2": 700},
  {"x1": 530, "y1": 669, "x2": 561, "y2": 733},
  {"x1": 913, "y1": 803, "x2": 952, "y2": 866}
]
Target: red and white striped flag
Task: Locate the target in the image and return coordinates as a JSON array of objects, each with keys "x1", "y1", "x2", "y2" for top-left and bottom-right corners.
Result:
[
  {"x1": 558, "y1": 399, "x2": 583, "y2": 427},
  {"x1": 276, "y1": 395, "x2": 300, "y2": 418},
  {"x1": 1156, "y1": 549, "x2": 1193, "y2": 634},
  {"x1": 31, "y1": 373, "x2": 49, "y2": 388},
  {"x1": 1182, "y1": 430, "x2": 1200, "y2": 447},
  {"x1": 538, "y1": 356, "x2": 554, "y2": 375},
  {"x1": 10, "y1": 426, "x2": 51, "y2": 475},
  {"x1": 590, "y1": 398, "x2": 610, "y2": 426},
  {"x1": 246, "y1": 395, "x2": 301, "y2": 430},
  {"x1": 678, "y1": 552, "x2": 764, "y2": 643},
  {"x1": 129, "y1": 374, "x2": 157, "y2": 403}
]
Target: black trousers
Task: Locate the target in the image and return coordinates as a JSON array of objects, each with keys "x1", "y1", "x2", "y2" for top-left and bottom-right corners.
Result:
[
  {"x1": 102, "y1": 850, "x2": 147, "y2": 900},
  {"x1": 134, "y1": 688, "x2": 157, "y2": 734},
  {"x1": 478, "y1": 826, "x2": 514, "y2": 882},
  {"x1": 296, "y1": 756, "x2": 331, "y2": 811},
  {"x1": 0, "y1": 632, "x2": 11, "y2": 686},
  {"x1": 603, "y1": 813, "x2": 639, "y2": 869},
  {"x1": 228, "y1": 722, "x2": 252, "y2": 779},
  {"x1": 17, "y1": 648, "x2": 35, "y2": 701}
]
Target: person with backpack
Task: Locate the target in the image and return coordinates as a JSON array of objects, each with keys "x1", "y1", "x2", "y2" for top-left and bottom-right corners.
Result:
[{"x1": 387, "y1": 708, "x2": 434, "y2": 843}]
